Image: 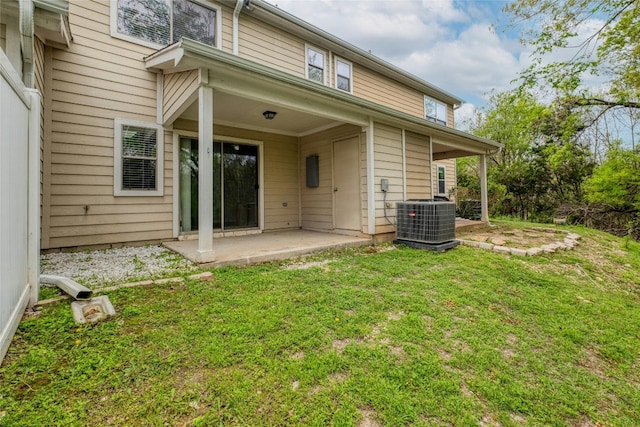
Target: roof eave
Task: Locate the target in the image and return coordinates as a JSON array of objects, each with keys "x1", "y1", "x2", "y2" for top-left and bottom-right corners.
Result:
[
  {"x1": 146, "y1": 38, "x2": 500, "y2": 152},
  {"x1": 220, "y1": 0, "x2": 463, "y2": 106}
]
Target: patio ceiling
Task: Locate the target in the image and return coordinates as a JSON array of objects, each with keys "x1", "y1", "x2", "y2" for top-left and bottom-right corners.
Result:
[{"x1": 180, "y1": 90, "x2": 342, "y2": 137}]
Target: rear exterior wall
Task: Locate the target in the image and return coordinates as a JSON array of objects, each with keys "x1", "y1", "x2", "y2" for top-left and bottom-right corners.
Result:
[
  {"x1": 172, "y1": 120, "x2": 300, "y2": 232},
  {"x1": 41, "y1": 0, "x2": 458, "y2": 248},
  {"x1": 299, "y1": 124, "x2": 363, "y2": 231},
  {"x1": 42, "y1": 0, "x2": 171, "y2": 248}
]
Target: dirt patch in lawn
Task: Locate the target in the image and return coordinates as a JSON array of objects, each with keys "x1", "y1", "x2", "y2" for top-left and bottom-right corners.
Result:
[{"x1": 457, "y1": 224, "x2": 565, "y2": 249}]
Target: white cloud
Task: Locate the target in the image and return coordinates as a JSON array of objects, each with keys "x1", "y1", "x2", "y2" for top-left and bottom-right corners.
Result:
[
  {"x1": 453, "y1": 102, "x2": 478, "y2": 131},
  {"x1": 420, "y1": 0, "x2": 469, "y2": 23},
  {"x1": 396, "y1": 23, "x2": 522, "y2": 102},
  {"x1": 266, "y1": 0, "x2": 465, "y2": 59},
  {"x1": 264, "y1": 0, "x2": 522, "y2": 105}
]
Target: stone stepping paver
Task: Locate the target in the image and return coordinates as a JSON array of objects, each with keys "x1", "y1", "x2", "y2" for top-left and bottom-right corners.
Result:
[{"x1": 459, "y1": 227, "x2": 580, "y2": 257}]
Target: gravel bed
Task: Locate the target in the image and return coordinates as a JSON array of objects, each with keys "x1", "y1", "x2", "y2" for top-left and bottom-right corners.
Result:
[{"x1": 41, "y1": 245, "x2": 197, "y2": 290}]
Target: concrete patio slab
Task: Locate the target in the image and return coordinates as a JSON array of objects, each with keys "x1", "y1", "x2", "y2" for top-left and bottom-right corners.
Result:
[{"x1": 163, "y1": 230, "x2": 372, "y2": 268}]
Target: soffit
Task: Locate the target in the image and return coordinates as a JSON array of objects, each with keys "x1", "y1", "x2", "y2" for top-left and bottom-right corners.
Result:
[{"x1": 34, "y1": 7, "x2": 71, "y2": 48}]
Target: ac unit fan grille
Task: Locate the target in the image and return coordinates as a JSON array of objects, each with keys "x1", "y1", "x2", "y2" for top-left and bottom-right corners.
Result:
[{"x1": 396, "y1": 201, "x2": 456, "y2": 244}]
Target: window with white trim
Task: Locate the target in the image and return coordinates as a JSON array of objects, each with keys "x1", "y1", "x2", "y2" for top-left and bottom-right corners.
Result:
[
  {"x1": 335, "y1": 57, "x2": 352, "y2": 93},
  {"x1": 437, "y1": 165, "x2": 446, "y2": 195},
  {"x1": 114, "y1": 119, "x2": 164, "y2": 196},
  {"x1": 424, "y1": 96, "x2": 448, "y2": 126},
  {"x1": 112, "y1": 0, "x2": 220, "y2": 49},
  {"x1": 306, "y1": 45, "x2": 326, "y2": 84}
]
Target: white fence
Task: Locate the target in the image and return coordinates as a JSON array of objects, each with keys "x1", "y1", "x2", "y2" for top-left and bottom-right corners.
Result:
[{"x1": 0, "y1": 52, "x2": 40, "y2": 363}]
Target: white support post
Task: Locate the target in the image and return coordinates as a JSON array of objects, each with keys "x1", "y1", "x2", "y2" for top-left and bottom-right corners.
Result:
[
  {"x1": 479, "y1": 154, "x2": 489, "y2": 222},
  {"x1": 26, "y1": 88, "x2": 41, "y2": 306},
  {"x1": 197, "y1": 85, "x2": 215, "y2": 262},
  {"x1": 366, "y1": 118, "x2": 375, "y2": 235}
]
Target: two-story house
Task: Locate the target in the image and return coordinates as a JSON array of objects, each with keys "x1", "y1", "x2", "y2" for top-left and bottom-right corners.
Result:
[{"x1": 9, "y1": 0, "x2": 500, "y2": 264}]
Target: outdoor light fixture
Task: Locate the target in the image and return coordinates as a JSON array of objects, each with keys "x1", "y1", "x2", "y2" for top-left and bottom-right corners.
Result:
[{"x1": 263, "y1": 110, "x2": 277, "y2": 120}]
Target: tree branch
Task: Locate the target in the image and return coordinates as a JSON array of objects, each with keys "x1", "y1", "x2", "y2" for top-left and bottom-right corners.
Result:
[{"x1": 569, "y1": 97, "x2": 640, "y2": 109}]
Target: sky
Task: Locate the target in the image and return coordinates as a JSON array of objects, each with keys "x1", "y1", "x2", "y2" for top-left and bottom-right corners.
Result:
[{"x1": 262, "y1": 0, "x2": 530, "y2": 126}]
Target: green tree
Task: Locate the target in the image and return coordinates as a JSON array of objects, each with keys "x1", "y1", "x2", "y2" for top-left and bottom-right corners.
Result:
[
  {"x1": 504, "y1": 0, "x2": 640, "y2": 152},
  {"x1": 584, "y1": 144, "x2": 640, "y2": 210},
  {"x1": 581, "y1": 143, "x2": 640, "y2": 237},
  {"x1": 466, "y1": 90, "x2": 594, "y2": 219},
  {"x1": 505, "y1": 0, "x2": 640, "y2": 107},
  {"x1": 468, "y1": 91, "x2": 549, "y2": 218}
]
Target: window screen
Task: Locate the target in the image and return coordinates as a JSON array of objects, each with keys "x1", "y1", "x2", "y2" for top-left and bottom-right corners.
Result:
[
  {"x1": 121, "y1": 125, "x2": 158, "y2": 190},
  {"x1": 117, "y1": 0, "x2": 170, "y2": 45},
  {"x1": 425, "y1": 97, "x2": 448, "y2": 126},
  {"x1": 173, "y1": 0, "x2": 216, "y2": 46},
  {"x1": 307, "y1": 47, "x2": 325, "y2": 83},
  {"x1": 336, "y1": 59, "x2": 351, "y2": 92},
  {"x1": 438, "y1": 166, "x2": 446, "y2": 195},
  {"x1": 117, "y1": 0, "x2": 217, "y2": 47}
]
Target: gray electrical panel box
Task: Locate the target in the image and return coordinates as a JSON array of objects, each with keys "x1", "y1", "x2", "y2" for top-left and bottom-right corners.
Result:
[
  {"x1": 380, "y1": 178, "x2": 389, "y2": 192},
  {"x1": 306, "y1": 155, "x2": 319, "y2": 188}
]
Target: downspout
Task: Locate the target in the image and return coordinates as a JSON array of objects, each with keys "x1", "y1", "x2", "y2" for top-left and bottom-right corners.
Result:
[
  {"x1": 19, "y1": 0, "x2": 34, "y2": 88},
  {"x1": 40, "y1": 275, "x2": 93, "y2": 300},
  {"x1": 233, "y1": 0, "x2": 250, "y2": 55}
]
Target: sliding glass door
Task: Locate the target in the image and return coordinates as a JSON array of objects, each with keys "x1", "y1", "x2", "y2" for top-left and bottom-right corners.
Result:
[{"x1": 179, "y1": 138, "x2": 259, "y2": 233}]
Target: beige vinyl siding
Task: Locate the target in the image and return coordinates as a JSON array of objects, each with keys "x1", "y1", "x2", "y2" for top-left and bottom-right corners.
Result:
[
  {"x1": 353, "y1": 65, "x2": 424, "y2": 119},
  {"x1": 299, "y1": 124, "x2": 362, "y2": 231},
  {"x1": 173, "y1": 121, "x2": 301, "y2": 231},
  {"x1": 163, "y1": 70, "x2": 199, "y2": 123},
  {"x1": 299, "y1": 132, "x2": 332, "y2": 231},
  {"x1": 405, "y1": 131, "x2": 432, "y2": 200},
  {"x1": 262, "y1": 136, "x2": 299, "y2": 230},
  {"x1": 447, "y1": 105, "x2": 454, "y2": 127},
  {"x1": 45, "y1": 0, "x2": 173, "y2": 248},
  {"x1": 373, "y1": 123, "x2": 402, "y2": 234},
  {"x1": 219, "y1": 3, "x2": 234, "y2": 53},
  {"x1": 238, "y1": 14, "x2": 305, "y2": 77},
  {"x1": 432, "y1": 158, "x2": 456, "y2": 200}
]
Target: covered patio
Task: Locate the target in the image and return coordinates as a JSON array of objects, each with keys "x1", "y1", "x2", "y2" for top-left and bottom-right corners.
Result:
[
  {"x1": 163, "y1": 229, "x2": 372, "y2": 268},
  {"x1": 146, "y1": 39, "x2": 499, "y2": 265},
  {"x1": 164, "y1": 219, "x2": 485, "y2": 267}
]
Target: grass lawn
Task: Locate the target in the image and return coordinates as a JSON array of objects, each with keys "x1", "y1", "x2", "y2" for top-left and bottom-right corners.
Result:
[{"x1": 1, "y1": 222, "x2": 639, "y2": 426}]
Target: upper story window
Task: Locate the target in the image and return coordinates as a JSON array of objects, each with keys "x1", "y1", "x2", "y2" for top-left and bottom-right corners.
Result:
[
  {"x1": 306, "y1": 45, "x2": 326, "y2": 84},
  {"x1": 424, "y1": 96, "x2": 448, "y2": 126},
  {"x1": 335, "y1": 57, "x2": 352, "y2": 93},
  {"x1": 113, "y1": 0, "x2": 220, "y2": 49}
]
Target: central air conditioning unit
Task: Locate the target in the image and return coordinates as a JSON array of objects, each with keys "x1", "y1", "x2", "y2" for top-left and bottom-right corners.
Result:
[{"x1": 394, "y1": 200, "x2": 459, "y2": 251}]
